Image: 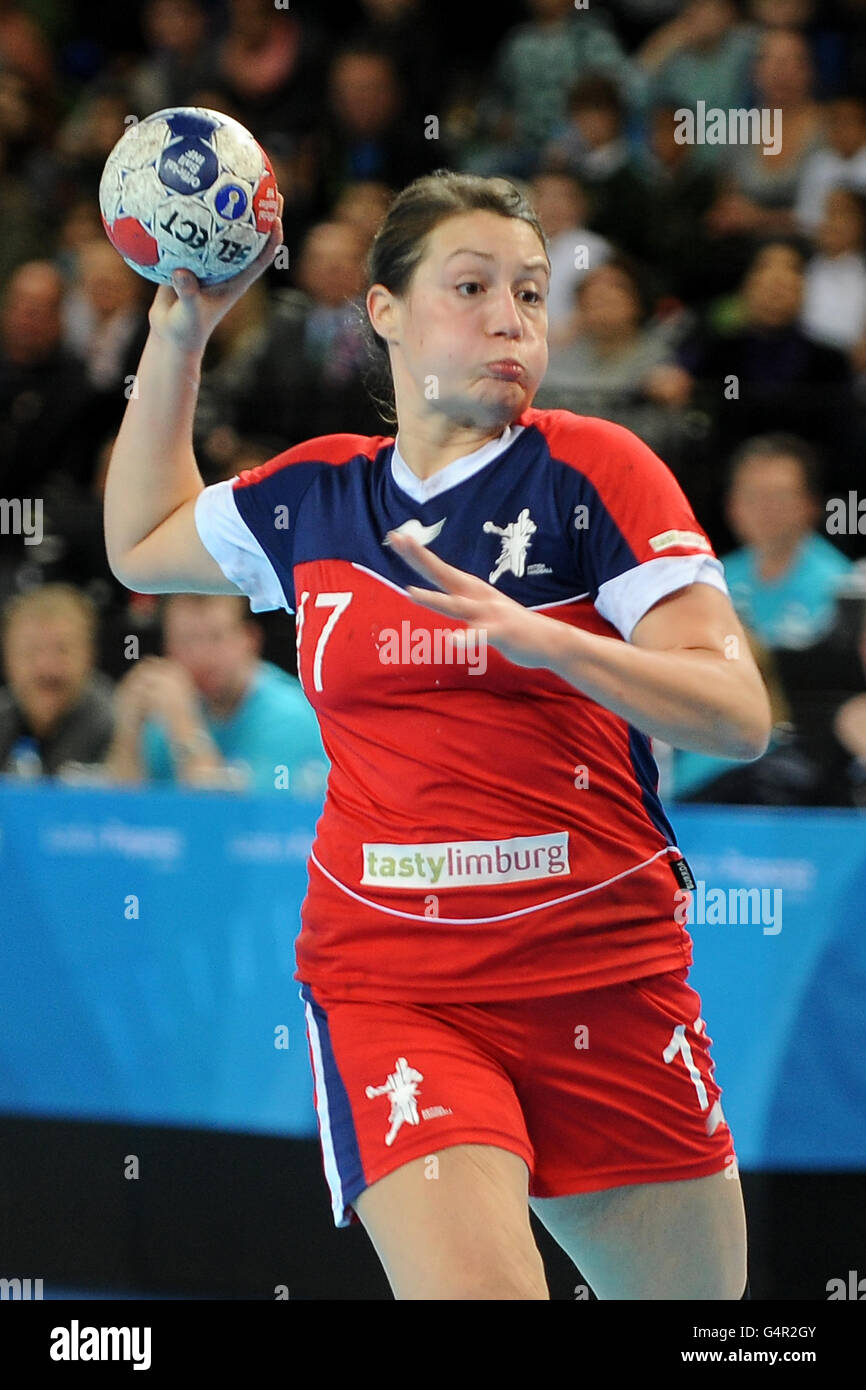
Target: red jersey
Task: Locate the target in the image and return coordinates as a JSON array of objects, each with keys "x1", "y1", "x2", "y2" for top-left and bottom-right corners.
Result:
[{"x1": 194, "y1": 408, "x2": 729, "y2": 1000}]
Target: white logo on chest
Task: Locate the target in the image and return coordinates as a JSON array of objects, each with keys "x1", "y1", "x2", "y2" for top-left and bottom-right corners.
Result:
[
  {"x1": 385, "y1": 517, "x2": 446, "y2": 546},
  {"x1": 483, "y1": 508, "x2": 537, "y2": 583}
]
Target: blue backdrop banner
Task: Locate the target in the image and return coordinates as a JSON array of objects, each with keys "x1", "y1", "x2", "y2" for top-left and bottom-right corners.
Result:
[{"x1": 0, "y1": 784, "x2": 863, "y2": 1166}]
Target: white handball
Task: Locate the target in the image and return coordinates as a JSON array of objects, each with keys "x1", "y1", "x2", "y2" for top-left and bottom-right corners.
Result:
[{"x1": 99, "y1": 106, "x2": 280, "y2": 286}]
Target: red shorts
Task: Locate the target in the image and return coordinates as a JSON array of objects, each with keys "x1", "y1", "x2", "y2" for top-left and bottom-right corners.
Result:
[{"x1": 298, "y1": 968, "x2": 736, "y2": 1228}]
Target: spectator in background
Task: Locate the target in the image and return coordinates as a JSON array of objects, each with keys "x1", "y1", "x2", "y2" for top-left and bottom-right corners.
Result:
[
  {"x1": 529, "y1": 169, "x2": 611, "y2": 342},
  {"x1": 721, "y1": 433, "x2": 853, "y2": 648},
  {"x1": 0, "y1": 127, "x2": 42, "y2": 293},
  {"x1": 62, "y1": 240, "x2": 149, "y2": 401},
  {"x1": 638, "y1": 0, "x2": 757, "y2": 162},
  {"x1": 194, "y1": 218, "x2": 383, "y2": 461},
  {"x1": 211, "y1": 0, "x2": 325, "y2": 140},
  {"x1": 0, "y1": 261, "x2": 99, "y2": 598},
  {"x1": 638, "y1": 103, "x2": 719, "y2": 303},
  {"x1": 53, "y1": 196, "x2": 103, "y2": 282},
  {"x1": 0, "y1": 66, "x2": 61, "y2": 213},
  {"x1": 800, "y1": 187, "x2": 866, "y2": 361},
  {"x1": 795, "y1": 93, "x2": 866, "y2": 234},
  {"x1": 193, "y1": 274, "x2": 273, "y2": 476},
  {"x1": 533, "y1": 256, "x2": 687, "y2": 461},
  {"x1": 332, "y1": 179, "x2": 393, "y2": 255},
  {"x1": 0, "y1": 0, "x2": 57, "y2": 94},
  {"x1": 463, "y1": 0, "x2": 642, "y2": 180},
  {"x1": 0, "y1": 584, "x2": 114, "y2": 777},
  {"x1": 55, "y1": 83, "x2": 132, "y2": 200},
  {"x1": 832, "y1": 605, "x2": 866, "y2": 800},
  {"x1": 128, "y1": 0, "x2": 219, "y2": 116},
  {"x1": 671, "y1": 433, "x2": 856, "y2": 803},
  {"x1": 314, "y1": 45, "x2": 440, "y2": 213},
  {"x1": 348, "y1": 0, "x2": 444, "y2": 125},
  {"x1": 543, "y1": 73, "x2": 651, "y2": 260},
  {"x1": 666, "y1": 241, "x2": 855, "y2": 522},
  {"x1": 103, "y1": 594, "x2": 328, "y2": 796},
  {"x1": 747, "y1": 0, "x2": 847, "y2": 96},
  {"x1": 705, "y1": 27, "x2": 824, "y2": 243}
]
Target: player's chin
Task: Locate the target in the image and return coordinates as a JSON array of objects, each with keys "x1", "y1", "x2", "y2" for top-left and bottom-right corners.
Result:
[{"x1": 472, "y1": 377, "x2": 533, "y2": 423}]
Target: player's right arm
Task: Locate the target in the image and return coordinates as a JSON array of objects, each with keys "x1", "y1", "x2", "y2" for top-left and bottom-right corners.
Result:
[{"x1": 103, "y1": 206, "x2": 284, "y2": 594}]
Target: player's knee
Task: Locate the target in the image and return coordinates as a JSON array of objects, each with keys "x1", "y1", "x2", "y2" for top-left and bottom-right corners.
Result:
[
  {"x1": 387, "y1": 1241, "x2": 549, "y2": 1300},
  {"x1": 417, "y1": 1265, "x2": 549, "y2": 1301},
  {"x1": 689, "y1": 1251, "x2": 748, "y2": 1301}
]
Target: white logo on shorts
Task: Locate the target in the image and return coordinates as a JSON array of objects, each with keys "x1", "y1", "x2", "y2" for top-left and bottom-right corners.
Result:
[{"x1": 365, "y1": 1057, "x2": 424, "y2": 1146}]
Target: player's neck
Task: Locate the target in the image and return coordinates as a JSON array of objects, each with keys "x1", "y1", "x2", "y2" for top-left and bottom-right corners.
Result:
[{"x1": 394, "y1": 416, "x2": 510, "y2": 481}]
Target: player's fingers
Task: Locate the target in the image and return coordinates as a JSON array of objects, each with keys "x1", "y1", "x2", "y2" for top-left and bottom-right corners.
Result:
[
  {"x1": 170, "y1": 268, "x2": 201, "y2": 302},
  {"x1": 405, "y1": 585, "x2": 481, "y2": 621},
  {"x1": 388, "y1": 533, "x2": 482, "y2": 595}
]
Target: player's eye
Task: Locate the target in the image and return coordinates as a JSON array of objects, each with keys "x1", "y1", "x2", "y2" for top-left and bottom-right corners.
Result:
[
  {"x1": 456, "y1": 280, "x2": 483, "y2": 296},
  {"x1": 519, "y1": 288, "x2": 544, "y2": 304}
]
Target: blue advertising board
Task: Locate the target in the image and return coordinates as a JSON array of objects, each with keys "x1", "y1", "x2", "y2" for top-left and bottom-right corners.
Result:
[{"x1": 1, "y1": 784, "x2": 863, "y2": 1166}]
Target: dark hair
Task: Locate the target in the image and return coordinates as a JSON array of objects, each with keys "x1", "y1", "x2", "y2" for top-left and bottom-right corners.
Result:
[
  {"x1": 576, "y1": 252, "x2": 653, "y2": 324},
  {"x1": 726, "y1": 433, "x2": 824, "y2": 499},
  {"x1": 567, "y1": 73, "x2": 624, "y2": 118},
  {"x1": 359, "y1": 168, "x2": 549, "y2": 427}
]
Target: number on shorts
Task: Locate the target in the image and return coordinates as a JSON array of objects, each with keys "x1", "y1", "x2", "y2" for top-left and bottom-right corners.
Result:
[
  {"x1": 663, "y1": 1019, "x2": 725, "y2": 1135},
  {"x1": 663, "y1": 1019, "x2": 708, "y2": 1107}
]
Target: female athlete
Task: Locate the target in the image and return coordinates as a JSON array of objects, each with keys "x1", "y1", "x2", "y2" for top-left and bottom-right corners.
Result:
[{"x1": 104, "y1": 170, "x2": 772, "y2": 1301}]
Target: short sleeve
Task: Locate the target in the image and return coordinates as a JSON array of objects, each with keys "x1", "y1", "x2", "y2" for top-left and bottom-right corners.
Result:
[
  {"x1": 565, "y1": 417, "x2": 731, "y2": 642},
  {"x1": 596, "y1": 553, "x2": 729, "y2": 643},
  {"x1": 194, "y1": 480, "x2": 291, "y2": 614}
]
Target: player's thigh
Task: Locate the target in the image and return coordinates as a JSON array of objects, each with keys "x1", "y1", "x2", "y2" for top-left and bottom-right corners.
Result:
[
  {"x1": 529, "y1": 1169, "x2": 747, "y2": 1300},
  {"x1": 354, "y1": 1142, "x2": 549, "y2": 1300}
]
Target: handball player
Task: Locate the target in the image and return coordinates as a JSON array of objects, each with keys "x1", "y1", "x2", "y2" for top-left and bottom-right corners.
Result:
[{"x1": 104, "y1": 170, "x2": 772, "y2": 1300}]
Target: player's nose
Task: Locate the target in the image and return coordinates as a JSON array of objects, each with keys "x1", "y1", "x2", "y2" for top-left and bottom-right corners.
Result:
[{"x1": 487, "y1": 286, "x2": 524, "y2": 337}]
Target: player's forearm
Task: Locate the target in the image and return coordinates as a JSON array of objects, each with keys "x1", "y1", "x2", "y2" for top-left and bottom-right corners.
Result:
[
  {"x1": 544, "y1": 623, "x2": 772, "y2": 760},
  {"x1": 103, "y1": 329, "x2": 205, "y2": 575}
]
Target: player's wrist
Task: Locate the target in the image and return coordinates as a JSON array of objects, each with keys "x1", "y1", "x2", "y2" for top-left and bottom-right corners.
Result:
[
  {"x1": 540, "y1": 615, "x2": 589, "y2": 678},
  {"x1": 145, "y1": 320, "x2": 207, "y2": 371}
]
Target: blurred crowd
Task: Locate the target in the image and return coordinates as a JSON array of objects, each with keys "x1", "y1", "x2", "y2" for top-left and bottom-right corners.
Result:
[{"x1": 1, "y1": 0, "x2": 866, "y2": 802}]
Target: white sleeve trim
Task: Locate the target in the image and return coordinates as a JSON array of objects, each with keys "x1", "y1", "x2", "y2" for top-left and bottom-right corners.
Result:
[
  {"x1": 194, "y1": 480, "x2": 291, "y2": 614},
  {"x1": 595, "y1": 554, "x2": 729, "y2": 642}
]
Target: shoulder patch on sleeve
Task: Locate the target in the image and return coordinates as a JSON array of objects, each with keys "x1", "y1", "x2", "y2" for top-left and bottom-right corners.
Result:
[{"x1": 649, "y1": 529, "x2": 713, "y2": 553}]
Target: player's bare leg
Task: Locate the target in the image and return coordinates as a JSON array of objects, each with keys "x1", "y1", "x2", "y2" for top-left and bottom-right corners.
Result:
[
  {"x1": 353, "y1": 1142, "x2": 549, "y2": 1300},
  {"x1": 529, "y1": 1168, "x2": 747, "y2": 1299}
]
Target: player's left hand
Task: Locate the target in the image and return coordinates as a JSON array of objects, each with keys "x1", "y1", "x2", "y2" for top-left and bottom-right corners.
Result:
[{"x1": 387, "y1": 531, "x2": 566, "y2": 671}]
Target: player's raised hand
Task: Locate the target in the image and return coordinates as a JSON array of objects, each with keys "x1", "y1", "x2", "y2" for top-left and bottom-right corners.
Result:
[
  {"x1": 148, "y1": 194, "x2": 285, "y2": 354},
  {"x1": 387, "y1": 531, "x2": 566, "y2": 671}
]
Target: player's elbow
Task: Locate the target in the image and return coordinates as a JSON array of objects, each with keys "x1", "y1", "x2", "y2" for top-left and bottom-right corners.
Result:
[{"x1": 726, "y1": 691, "x2": 774, "y2": 762}]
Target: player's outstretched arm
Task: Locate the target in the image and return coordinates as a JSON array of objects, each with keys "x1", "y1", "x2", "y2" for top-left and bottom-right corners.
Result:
[
  {"x1": 390, "y1": 531, "x2": 772, "y2": 761},
  {"x1": 103, "y1": 203, "x2": 284, "y2": 594}
]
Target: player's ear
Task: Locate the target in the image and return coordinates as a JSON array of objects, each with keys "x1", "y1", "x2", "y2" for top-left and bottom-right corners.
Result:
[{"x1": 367, "y1": 283, "x2": 398, "y2": 346}]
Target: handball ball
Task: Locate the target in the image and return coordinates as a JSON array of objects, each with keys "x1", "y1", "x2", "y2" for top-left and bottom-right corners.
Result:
[{"x1": 99, "y1": 106, "x2": 280, "y2": 287}]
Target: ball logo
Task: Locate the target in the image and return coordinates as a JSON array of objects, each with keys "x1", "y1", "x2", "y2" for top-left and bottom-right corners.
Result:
[
  {"x1": 215, "y1": 184, "x2": 248, "y2": 220},
  {"x1": 159, "y1": 137, "x2": 218, "y2": 193}
]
